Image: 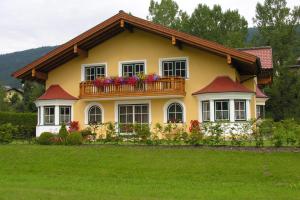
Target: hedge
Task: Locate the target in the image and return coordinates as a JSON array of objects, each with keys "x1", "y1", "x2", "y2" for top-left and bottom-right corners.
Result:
[{"x1": 0, "y1": 112, "x2": 37, "y2": 139}]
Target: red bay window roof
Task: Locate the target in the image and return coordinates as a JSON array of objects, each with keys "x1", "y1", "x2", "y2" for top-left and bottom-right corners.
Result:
[
  {"x1": 256, "y1": 85, "x2": 268, "y2": 98},
  {"x1": 192, "y1": 76, "x2": 253, "y2": 95},
  {"x1": 37, "y1": 84, "x2": 78, "y2": 100}
]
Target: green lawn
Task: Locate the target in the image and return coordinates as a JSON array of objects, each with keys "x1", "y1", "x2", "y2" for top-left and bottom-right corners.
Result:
[{"x1": 0, "y1": 145, "x2": 299, "y2": 200}]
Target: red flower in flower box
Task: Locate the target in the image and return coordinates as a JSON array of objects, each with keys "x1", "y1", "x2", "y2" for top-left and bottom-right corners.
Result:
[{"x1": 127, "y1": 76, "x2": 138, "y2": 85}]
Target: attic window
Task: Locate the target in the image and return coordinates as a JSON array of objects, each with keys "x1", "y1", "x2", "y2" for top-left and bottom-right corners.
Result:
[
  {"x1": 121, "y1": 62, "x2": 145, "y2": 77},
  {"x1": 161, "y1": 58, "x2": 188, "y2": 78}
]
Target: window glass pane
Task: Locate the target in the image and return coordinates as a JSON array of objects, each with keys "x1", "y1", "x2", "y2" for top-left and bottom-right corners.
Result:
[
  {"x1": 88, "y1": 106, "x2": 102, "y2": 124},
  {"x1": 167, "y1": 103, "x2": 183, "y2": 122}
]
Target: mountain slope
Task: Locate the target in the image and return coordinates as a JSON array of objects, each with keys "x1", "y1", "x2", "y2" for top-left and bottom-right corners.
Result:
[{"x1": 0, "y1": 46, "x2": 57, "y2": 87}]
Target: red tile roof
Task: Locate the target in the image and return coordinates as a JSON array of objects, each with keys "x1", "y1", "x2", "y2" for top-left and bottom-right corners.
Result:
[
  {"x1": 192, "y1": 76, "x2": 253, "y2": 95},
  {"x1": 38, "y1": 85, "x2": 78, "y2": 100},
  {"x1": 239, "y1": 47, "x2": 273, "y2": 69},
  {"x1": 256, "y1": 85, "x2": 268, "y2": 98}
]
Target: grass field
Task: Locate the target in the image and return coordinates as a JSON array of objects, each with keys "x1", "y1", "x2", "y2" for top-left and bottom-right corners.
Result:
[{"x1": 0, "y1": 145, "x2": 299, "y2": 200}]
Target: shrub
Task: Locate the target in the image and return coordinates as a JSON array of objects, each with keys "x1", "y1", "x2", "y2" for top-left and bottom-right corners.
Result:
[
  {"x1": 0, "y1": 123, "x2": 17, "y2": 144},
  {"x1": 105, "y1": 122, "x2": 118, "y2": 143},
  {"x1": 134, "y1": 124, "x2": 151, "y2": 142},
  {"x1": 0, "y1": 112, "x2": 36, "y2": 139},
  {"x1": 66, "y1": 132, "x2": 83, "y2": 145},
  {"x1": 80, "y1": 127, "x2": 93, "y2": 138},
  {"x1": 37, "y1": 132, "x2": 55, "y2": 145},
  {"x1": 203, "y1": 122, "x2": 224, "y2": 145},
  {"x1": 68, "y1": 121, "x2": 79, "y2": 132},
  {"x1": 58, "y1": 123, "x2": 69, "y2": 140},
  {"x1": 187, "y1": 120, "x2": 203, "y2": 145},
  {"x1": 272, "y1": 122, "x2": 285, "y2": 147}
]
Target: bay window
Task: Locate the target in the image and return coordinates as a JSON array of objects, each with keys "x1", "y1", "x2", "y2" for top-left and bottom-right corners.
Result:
[
  {"x1": 59, "y1": 106, "x2": 71, "y2": 125},
  {"x1": 234, "y1": 100, "x2": 246, "y2": 121},
  {"x1": 202, "y1": 101, "x2": 210, "y2": 122},
  {"x1": 44, "y1": 106, "x2": 55, "y2": 125},
  {"x1": 215, "y1": 100, "x2": 229, "y2": 121}
]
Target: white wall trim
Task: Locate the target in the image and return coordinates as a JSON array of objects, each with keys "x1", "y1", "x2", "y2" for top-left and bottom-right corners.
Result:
[
  {"x1": 163, "y1": 99, "x2": 186, "y2": 123},
  {"x1": 195, "y1": 92, "x2": 253, "y2": 101},
  {"x1": 158, "y1": 57, "x2": 189, "y2": 79},
  {"x1": 256, "y1": 97, "x2": 268, "y2": 105},
  {"x1": 118, "y1": 59, "x2": 147, "y2": 76},
  {"x1": 114, "y1": 100, "x2": 152, "y2": 124},
  {"x1": 84, "y1": 102, "x2": 105, "y2": 125},
  {"x1": 35, "y1": 99, "x2": 76, "y2": 107},
  {"x1": 81, "y1": 62, "x2": 108, "y2": 81}
]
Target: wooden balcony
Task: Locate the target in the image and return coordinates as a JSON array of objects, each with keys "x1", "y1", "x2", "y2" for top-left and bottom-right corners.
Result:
[{"x1": 80, "y1": 77, "x2": 186, "y2": 99}]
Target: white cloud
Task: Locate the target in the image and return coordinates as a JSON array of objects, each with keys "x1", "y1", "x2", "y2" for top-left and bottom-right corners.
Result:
[{"x1": 0, "y1": 0, "x2": 298, "y2": 54}]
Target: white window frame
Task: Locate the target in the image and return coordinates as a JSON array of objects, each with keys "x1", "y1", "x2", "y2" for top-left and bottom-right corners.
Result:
[
  {"x1": 202, "y1": 101, "x2": 210, "y2": 122},
  {"x1": 234, "y1": 100, "x2": 246, "y2": 121},
  {"x1": 118, "y1": 60, "x2": 147, "y2": 77},
  {"x1": 81, "y1": 63, "x2": 108, "y2": 81},
  {"x1": 44, "y1": 106, "x2": 55, "y2": 125},
  {"x1": 163, "y1": 99, "x2": 186, "y2": 123},
  {"x1": 214, "y1": 100, "x2": 230, "y2": 121},
  {"x1": 59, "y1": 106, "x2": 72, "y2": 125},
  {"x1": 159, "y1": 57, "x2": 189, "y2": 79},
  {"x1": 84, "y1": 103, "x2": 104, "y2": 125}
]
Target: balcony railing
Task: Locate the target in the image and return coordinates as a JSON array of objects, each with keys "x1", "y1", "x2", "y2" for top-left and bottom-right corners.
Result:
[{"x1": 80, "y1": 77, "x2": 185, "y2": 99}]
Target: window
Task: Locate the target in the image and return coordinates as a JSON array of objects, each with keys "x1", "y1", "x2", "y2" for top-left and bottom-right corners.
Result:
[
  {"x1": 85, "y1": 65, "x2": 106, "y2": 80},
  {"x1": 162, "y1": 60, "x2": 187, "y2": 78},
  {"x1": 88, "y1": 105, "x2": 102, "y2": 124},
  {"x1": 59, "y1": 106, "x2": 71, "y2": 124},
  {"x1": 118, "y1": 104, "x2": 149, "y2": 133},
  {"x1": 235, "y1": 100, "x2": 246, "y2": 121},
  {"x1": 167, "y1": 103, "x2": 183, "y2": 123},
  {"x1": 44, "y1": 106, "x2": 55, "y2": 125},
  {"x1": 202, "y1": 101, "x2": 210, "y2": 122},
  {"x1": 256, "y1": 105, "x2": 265, "y2": 119},
  {"x1": 215, "y1": 100, "x2": 229, "y2": 121},
  {"x1": 122, "y1": 62, "x2": 144, "y2": 77}
]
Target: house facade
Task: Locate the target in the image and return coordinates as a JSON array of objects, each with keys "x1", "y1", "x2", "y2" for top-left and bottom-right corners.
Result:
[{"x1": 12, "y1": 11, "x2": 272, "y2": 136}]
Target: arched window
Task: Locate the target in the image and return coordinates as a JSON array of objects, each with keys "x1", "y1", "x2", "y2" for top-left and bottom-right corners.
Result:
[
  {"x1": 167, "y1": 103, "x2": 183, "y2": 123},
  {"x1": 88, "y1": 105, "x2": 102, "y2": 124}
]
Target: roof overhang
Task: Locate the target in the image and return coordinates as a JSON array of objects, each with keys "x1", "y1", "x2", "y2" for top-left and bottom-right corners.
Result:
[{"x1": 12, "y1": 11, "x2": 260, "y2": 81}]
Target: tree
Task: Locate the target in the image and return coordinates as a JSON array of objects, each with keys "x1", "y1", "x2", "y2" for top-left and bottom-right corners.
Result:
[
  {"x1": 253, "y1": 0, "x2": 300, "y2": 68},
  {"x1": 189, "y1": 4, "x2": 248, "y2": 47},
  {"x1": 0, "y1": 84, "x2": 8, "y2": 111},
  {"x1": 147, "y1": 1, "x2": 248, "y2": 48},
  {"x1": 147, "y1": 0, "x2": 190, "y2": 32},
  {"x1": 23, "y1": 81, "x2": 44, "y2": 112},
  {"x1": 265, "y1": 67, "x2": 300, "y2": 121}
]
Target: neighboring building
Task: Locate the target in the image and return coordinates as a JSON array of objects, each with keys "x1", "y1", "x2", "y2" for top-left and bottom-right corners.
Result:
[
  {"x1": 289, "y1": 57, "x2": 300, "y2": 72},
  {"x1": 3, "y1": 85, "x2": 23, "y2": 102},
  {"x1": 12, "y1": 11, "x2": 272, "y2": 136}
]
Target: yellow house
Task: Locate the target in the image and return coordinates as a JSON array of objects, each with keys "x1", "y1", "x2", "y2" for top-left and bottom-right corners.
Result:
[
  {"x1": 12, "y1": 11, "x2": 272, "y2": 136},
  {"x1": 3, "y1": 86, "x2": 23, "y2": 103}
]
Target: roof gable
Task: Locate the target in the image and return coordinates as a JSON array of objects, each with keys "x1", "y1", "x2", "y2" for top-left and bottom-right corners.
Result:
[
  {"x1": 12, "y1": 11, "x2": 260, "y2": 80},
  {"x1": 38, "y1": 85, "x2": 78, "y2": 100},
  {"x1": 192, "y1": 76, "x2": 253, "y2": 95}
]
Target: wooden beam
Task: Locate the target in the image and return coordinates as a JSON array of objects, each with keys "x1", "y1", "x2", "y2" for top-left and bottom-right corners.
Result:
[
  {"x1": 31, "y1": 68, "x2": 47, "y2": 80},
  {"x1": 227, "y1": 55, "x2": 232, "y2": 64},
  {"x1": 73, "y1": 44, "x2": 88, "y2": 57},
  {"x1": 120, "y1": 19, "x2": 125, "y2": 28},
  {"x1": 258, "y1": 77, "x2": 272, "y2": 85},
  {"x1": 171, "y1": 36, "x2": 176, "y2": 45}
]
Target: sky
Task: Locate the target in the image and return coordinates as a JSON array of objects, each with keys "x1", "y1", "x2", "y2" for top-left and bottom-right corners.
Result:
[{"x1": 0, "y1": 0, "x2": 298, "y2": 54}]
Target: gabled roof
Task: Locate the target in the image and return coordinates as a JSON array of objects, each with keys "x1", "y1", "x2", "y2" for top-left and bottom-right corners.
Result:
[
  {"x1": 239, "y1": 46, "x2": 273, "y2": 69},
  {"x1": 192, "y1": 76, "x2": 253, "y2": 95},
  {"x1": 256, "y1": 85, "x2": 268, "y2": 98},
  {"x1": 37, "y1": 85, "x2": 78, "y2": 100},
  {"x1": 12, "y1": 11, "x2": 260, "y2": 80}
]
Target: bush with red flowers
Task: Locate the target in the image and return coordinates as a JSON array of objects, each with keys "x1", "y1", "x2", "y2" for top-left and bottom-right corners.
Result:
[{"x1": 68, "y1": 121, "x2": 80, "y2": 132}]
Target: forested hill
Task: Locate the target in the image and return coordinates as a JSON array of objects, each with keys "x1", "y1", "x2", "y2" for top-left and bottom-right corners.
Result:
[
  {"x1": 0, "y1": 46, "x2": 57, "y2": 87},
  {"x1": 0, "y1": 28, "x2": 258, "y2": 88}
]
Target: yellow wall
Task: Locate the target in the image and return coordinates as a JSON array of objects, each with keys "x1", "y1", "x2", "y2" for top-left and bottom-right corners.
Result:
[{"x1": 46, "y1": 29, "x2": 255, "y2": 130}]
